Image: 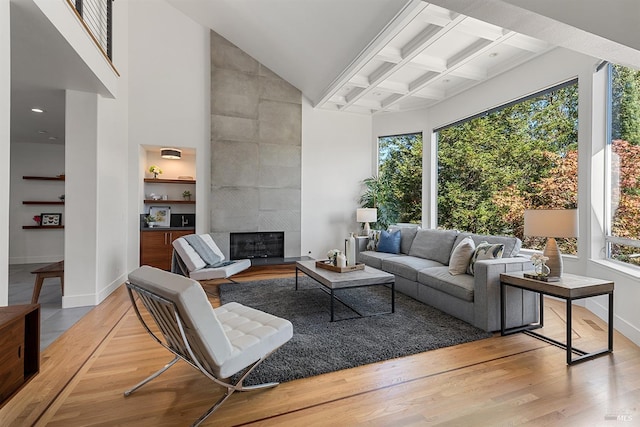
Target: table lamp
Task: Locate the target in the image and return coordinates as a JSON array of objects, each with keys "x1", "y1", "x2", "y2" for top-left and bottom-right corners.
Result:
[
  {"x1": 524, "y1": 209, "x2": 578, "y2": 278},
  {"x1": 357, "y1": 208, "x2": 377, "y2": 236}
]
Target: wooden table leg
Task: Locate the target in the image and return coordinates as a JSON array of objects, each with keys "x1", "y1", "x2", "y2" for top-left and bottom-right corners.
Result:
[{"x1": 31, "y1": 275, "x2": 45, "y2": 304}]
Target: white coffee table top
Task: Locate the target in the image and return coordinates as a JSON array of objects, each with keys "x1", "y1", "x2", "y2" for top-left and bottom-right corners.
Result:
[{"x1": 295, "y1": 260, "x2": 394, "y2": 290}]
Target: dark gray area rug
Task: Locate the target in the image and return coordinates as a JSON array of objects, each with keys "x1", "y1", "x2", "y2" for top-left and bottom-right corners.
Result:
[{"x1": 219, "y1": 276, "x2": 492, "y2": 385}]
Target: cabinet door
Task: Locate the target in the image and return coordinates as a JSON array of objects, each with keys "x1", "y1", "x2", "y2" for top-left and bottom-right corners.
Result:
[
  {"x1": 0, "y1": 319, "x2": 25, "y2": 402},
  {"x1": 140, "y1": 231, "x2": 172, "y2": 270}
]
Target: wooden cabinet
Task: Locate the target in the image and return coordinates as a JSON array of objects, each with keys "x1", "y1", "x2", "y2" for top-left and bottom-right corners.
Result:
[
  {"x1": 0, "y1": 304, "x2": 40, "y2": 406},
  {"x1": 140, "y1": 229, "x2": 192, "y2": 270}
]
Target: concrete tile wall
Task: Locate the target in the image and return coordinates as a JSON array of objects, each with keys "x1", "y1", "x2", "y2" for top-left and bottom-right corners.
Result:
[{"x1": 210, "y1": 31, "x2": 302, "y2": 258}]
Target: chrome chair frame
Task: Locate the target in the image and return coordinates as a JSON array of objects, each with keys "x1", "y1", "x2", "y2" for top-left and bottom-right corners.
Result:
[{"x1": 124, "y1": 281, "x2": 279, "y2": 427}]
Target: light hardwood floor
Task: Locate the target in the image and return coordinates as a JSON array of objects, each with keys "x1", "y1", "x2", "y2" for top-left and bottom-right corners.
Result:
[{"x1": 2, "y1": 265, "x2": 639, "y2": 426}]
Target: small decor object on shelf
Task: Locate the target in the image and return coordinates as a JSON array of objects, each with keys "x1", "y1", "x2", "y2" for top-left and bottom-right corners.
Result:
[
  {"x1": 149, "y1": 206, "x2": 171, "y2": 227},
  {"x1": 144, "y1": 214, "x2": 158, "y2": 228},
  {"x1": 148, "y1": 165, "x2": 163, "y2": 179},
  {"x1": 58, "y1": 194, "x2": 65, "y2": 201},
  {"x1": 182, "y1": 190, "x2": 192, "y2": 201},
  {"x1": 33, "y1": 215, "x2": 41, "y2": 225},
  {"x1": 40, "y1": 213, "x2": 61, "y2": 226}
]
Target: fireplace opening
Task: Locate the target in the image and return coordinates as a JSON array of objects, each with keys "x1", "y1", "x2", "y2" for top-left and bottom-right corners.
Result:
[{"x1": 230, "y1": 232, "x2": 284, "y2": 260}]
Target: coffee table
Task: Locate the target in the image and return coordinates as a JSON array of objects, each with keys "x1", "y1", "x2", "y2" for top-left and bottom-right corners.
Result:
[{"x1": 295, "y1": 260, "x2": 395, "y2": 321}]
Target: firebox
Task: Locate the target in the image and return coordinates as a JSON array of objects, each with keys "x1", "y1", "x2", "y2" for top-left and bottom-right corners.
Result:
[{"x1": 229, "y1": 232, "x2": 284, "y2": 260}]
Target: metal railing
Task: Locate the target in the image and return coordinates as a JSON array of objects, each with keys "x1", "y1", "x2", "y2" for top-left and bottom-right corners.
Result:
[{"x1": 73, "y1": 0, "x2": 113, "y2": 60}]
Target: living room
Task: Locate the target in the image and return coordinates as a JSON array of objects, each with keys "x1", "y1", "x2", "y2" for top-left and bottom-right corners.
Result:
[{"x1": 3, "y1": 0, "x2": 640, "y2": 424}]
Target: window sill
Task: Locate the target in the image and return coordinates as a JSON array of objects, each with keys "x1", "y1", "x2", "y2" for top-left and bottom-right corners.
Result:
[{"x1": 590, "y1": 259, "x2": 640, "y2": 280}]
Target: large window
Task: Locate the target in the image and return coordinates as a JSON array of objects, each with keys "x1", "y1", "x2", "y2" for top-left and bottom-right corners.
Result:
[
  {"x1": 607, "y1": 64, "x2": 640, "y2": 266},
  {"x1": 361, "y1": 133, "x2": 422, "y2": 229},
  {"x1": 437, "y1": 81, "x2": 579, "y2": 253}
]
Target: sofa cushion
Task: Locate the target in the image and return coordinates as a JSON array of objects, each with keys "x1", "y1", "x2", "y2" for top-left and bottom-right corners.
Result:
[
  {"x1": 377, "y1": 229, "x2": 401, "y2": 254},
  {"x1": 381, "y1": 256, "x2": 444, "y2": 282},
  {"x1": 358, "y1": 250, "x2": 402, "y2": 270},
  {"x1": 417, "y1": 266, "x2": 475, "y2": 302},
  {"x1": 389, "y1": 224, "x2": 420, "y2": 254},
  {"x1": 408, "y1": 229, "x2": 459, "y2": 265},
  {"x1": 453, "y1": 233, "x2": 521, "y2": 258},
  {"x1": 448, "y1": 236, "x2": 475, "y2": 275},
  {"x1": 468, "y1": 242, "x2": 504, "y2": 275}
]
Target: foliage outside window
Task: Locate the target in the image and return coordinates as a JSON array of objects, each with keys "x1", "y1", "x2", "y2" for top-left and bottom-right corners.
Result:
[
  {"x1": 360, "y1": 133, "x2": 423, "y2": 229},
  {"x1": 437, "y1": 82, "x2": 579, "y2": 254},
  {"x1": 607, "y1": 64, "x2": 640, "y2": 266}
]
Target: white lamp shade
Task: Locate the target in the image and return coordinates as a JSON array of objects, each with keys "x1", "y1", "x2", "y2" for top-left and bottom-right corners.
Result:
[
  {"x1": 524, "y1": 209, "x2": 578, "y2": 238},
  {"x1": 357, "y1": 208, "x2": 377, "y2": 223}
]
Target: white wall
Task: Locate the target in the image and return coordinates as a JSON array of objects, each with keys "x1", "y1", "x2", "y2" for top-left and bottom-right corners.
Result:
[
  {"x1": 9, "y1": 142, "x2": 65, "y2": 264},
  {"x1": 374, "y1": 47, "x2": 640, "y2": 346},
  {"x1": 302, "y1": 97, "x2": 373, "y2": 259},
  {"x1": 128, "y1": 0, "x2": 210, "y2": 246},
  {"x1": 0, "y1": 0, "x2": 10, "y2": 306}
]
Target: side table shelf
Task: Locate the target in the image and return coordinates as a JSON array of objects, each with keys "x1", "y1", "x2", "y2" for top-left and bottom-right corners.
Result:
[{"x1": 0, "y1": 304, "x2": 40, "y2": 406}]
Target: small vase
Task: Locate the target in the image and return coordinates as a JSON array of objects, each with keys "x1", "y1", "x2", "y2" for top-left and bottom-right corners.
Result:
[
  {"x1": 153, "y1": 172, "x2": 158, "y2": 178},
  {"x1": 535, "y1": 263, "x2": 550, "y2": 277}
]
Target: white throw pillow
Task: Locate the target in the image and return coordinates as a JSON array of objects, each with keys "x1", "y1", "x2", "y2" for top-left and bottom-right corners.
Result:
[{"x1": 448, "y1": 236, "x2": 475, "y2": 275}]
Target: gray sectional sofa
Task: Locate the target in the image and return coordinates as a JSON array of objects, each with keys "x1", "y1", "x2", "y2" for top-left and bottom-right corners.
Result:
[{"x1": 357, "y1": 228, "x2": 538, "y2": 332}]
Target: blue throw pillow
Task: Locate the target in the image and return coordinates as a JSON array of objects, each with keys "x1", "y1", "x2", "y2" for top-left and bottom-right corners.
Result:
[{"x1": 377, "y1": 229, "x2": 401, "y2": 254}]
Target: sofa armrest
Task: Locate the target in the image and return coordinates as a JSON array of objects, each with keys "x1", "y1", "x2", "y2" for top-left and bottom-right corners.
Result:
[{"x1": 472, "y1": 257, "x2": 535, "y2": 331}]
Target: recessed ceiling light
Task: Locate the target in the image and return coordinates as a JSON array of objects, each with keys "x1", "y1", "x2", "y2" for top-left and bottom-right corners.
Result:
[
  {"x1": 442, "y1": 79, "x2": 450, "y2": 84},
  {"x1": 489, "y1": 52, "x2": 499, "y2": 58},
  {"x1": 31, "y1": 108, "x2": 44, "y2": 113},
  {"x1": 48, "y1": 136, "x2": 57, "y2": 140},
  {"x1": 37, "y1": 130, "x2": 47, "y2": 134}
]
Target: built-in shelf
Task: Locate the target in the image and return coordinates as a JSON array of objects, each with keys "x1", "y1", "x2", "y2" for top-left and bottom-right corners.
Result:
[
  {"x1": 22, "y1": 176, "x2": 65, "y2": 181},
  {"x1": 22, "y1": 225, "x2": 64, "y2": 229},
  {"x1": 144, "y1": 178, "x2": 195, "y2": 184},
  {"x1": 143, "y1": 199, "x2": 194, "y2": 204},
  {"x1": 22, "y1": 201, "x2": 65, "y2": 205}
]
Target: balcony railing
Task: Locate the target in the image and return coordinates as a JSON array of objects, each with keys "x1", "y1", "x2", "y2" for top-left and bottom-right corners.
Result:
[{"x1": 72, "y1": 0, "x2": 113, "y2": 60}]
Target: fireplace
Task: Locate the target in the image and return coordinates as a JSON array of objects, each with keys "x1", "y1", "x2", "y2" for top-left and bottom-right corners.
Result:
[{"x1": 230, "y1": 232, "x2": 284, "y2": 260}]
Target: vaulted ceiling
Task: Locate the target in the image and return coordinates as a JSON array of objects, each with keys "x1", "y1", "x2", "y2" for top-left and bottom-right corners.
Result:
[
  {"x1": 169, "y1": 0, "x2": 640, "y2": 114},
  {"x1": 10, "y1": 0, "x2": 640, "y2": 144}
]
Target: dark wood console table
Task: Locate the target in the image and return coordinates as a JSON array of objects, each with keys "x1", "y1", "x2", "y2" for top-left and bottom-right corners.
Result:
[
  {"x1": 0, "y1": 304, "x2": 40, "y2": 406},
  {"x1": 500, "y1": 272, "x2": 613, "y2": 365}
]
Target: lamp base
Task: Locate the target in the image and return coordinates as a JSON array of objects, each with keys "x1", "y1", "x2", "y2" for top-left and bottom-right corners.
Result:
[
  {"x1": 543, "y1": 237, "x2": 563, "y2": 278},
  {"x1": 363, "y1": 222, "x2": 371, "y2": 237}
]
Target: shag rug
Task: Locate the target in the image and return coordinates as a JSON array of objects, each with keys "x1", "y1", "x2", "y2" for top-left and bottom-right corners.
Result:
[{"x1": 219, "y1": 276, "x2": 492, "y2": 385}]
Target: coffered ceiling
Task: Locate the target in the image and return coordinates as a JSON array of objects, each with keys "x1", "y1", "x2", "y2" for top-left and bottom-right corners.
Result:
[{"x1": 314, "y1": 2, "x2": 550, "y2": 114}]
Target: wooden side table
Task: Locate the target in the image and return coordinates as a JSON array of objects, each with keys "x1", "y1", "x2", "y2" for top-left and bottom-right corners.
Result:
[{"x1": 500, "y1": 272, "x2": 614, "y2": 365}]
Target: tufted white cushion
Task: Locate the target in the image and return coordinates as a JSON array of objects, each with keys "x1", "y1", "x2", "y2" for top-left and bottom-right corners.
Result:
[{"x1": 215, "y1": 302, "x2": 293, "y2": 378}]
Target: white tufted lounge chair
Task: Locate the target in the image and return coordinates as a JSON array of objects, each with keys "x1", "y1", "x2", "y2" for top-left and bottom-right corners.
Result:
[{"x1": 124, "y1": 266, "x2": 293, "y2": 426}]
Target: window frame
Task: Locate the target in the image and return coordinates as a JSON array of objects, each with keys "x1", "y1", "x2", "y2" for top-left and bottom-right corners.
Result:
[{"x1": 604, "y1": 63, "x2": 640, "y2": 265}]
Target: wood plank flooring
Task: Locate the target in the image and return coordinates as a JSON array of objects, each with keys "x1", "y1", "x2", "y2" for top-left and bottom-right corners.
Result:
[{"x1": 2, "y1": 265, "x2": 639, "y2": 426}]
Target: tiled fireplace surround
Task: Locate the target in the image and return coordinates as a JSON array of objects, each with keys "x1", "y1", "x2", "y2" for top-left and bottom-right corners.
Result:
[{"x1": 209, "y1": 31, "x2": 302, "y2": 259}]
